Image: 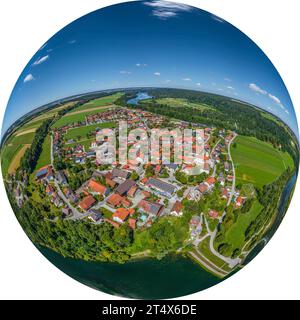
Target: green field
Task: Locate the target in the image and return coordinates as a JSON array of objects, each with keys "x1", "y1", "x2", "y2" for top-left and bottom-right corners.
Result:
[
  {"x1": 35, "y1": 134, "x2": 51, "y2": 170},
  {"x1": 231, "y1": 136, "x2": 294, "y2": 188},
  {"x1": 72, "y1": 93, "x2": 122, "y2": 112},
  {"x1": 52, "y1": 108, "x2": 112, "y2": 128},
  {"x1": 1, "y1": 132, "x2": 36, "y2": 177},
  {"x1": 64, "y1": 122, "x2": 116, "y2": 140},
  {"x1": 143, "y1": 98, "x2": 211, "y2": 111},
  {"x1": 224, "y1": 200, "x2": 263, "y2": 250}
]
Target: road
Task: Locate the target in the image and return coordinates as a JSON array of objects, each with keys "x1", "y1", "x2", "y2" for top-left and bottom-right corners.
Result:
[{"x1": 226, "y1": 133, "x2": 237, "y2": 206}]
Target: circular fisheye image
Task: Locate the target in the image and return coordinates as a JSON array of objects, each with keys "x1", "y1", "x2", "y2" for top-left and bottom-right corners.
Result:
[{"x1": 1, "y1": 1, "x2": 299, "y2": 299}]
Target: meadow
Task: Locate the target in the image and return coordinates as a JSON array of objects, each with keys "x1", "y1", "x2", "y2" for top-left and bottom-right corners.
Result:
[
  {"x1": 224, "y1": 200, "x2": 263, "y2": 251},
  {"x1": 64, "y1": 122, "x2": 116, "y2": 140},
  {"x1": 35, "y1": 134, "x2": 51, "y2": 170},
  {"x1": 231, "y1": 135, "x2": 294, "y2": 188}
]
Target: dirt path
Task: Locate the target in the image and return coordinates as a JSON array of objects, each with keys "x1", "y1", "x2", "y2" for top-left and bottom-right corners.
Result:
[{"x1": 8, "y1": 144, "x2": 31, "y2": 174}]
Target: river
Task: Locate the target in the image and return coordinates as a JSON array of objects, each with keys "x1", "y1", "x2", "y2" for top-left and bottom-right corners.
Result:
[
  {"x1": 127, "y1": 92, "x2": 152, "y2": 105},
  {"x1": 38, "y1": 247, "x2": 219, "y2": 299}
]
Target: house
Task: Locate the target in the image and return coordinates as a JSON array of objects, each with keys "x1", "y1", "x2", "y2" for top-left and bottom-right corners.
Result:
[
  {"x1": 104, "y1": 218, "x2": 120, "y2": 228},
  {"x1": 36, "y1": 165, "x2": 54, "y2": 181},
  {"x1": 62, "y1": 207, "x2": 72, "y2": 217},
  {"x1": 64, "y1": 187, "x2": 78, "y2": 203},
  {"x1": 209, "y1": 210, "x2": 219, "y2": 219},
  {"x1": 127, "y1": 185, "x2": 138, "y2": 198},
  {"x1": 128, "y1": 218, "x2": 136, "y2": 229},
  {"x1": 115, "y1": 179, "x2": 136, "y2": 196},
  {"x1": 45, "y1": 184, "x2": 54, "y2": 196},
  {"x1": 105, "y1": 172, "x2": 117, "y2": 188},
  {"x1": 106, "y1": 194, "x2": 131, "y2": 208},
  {"x1": 224, "y1": 161, "x2": 231, "y2": 172},
  {"x1": 198, "y1": 183, "x2": 209, "y2": 194},
  {"x1": 146, "y1": 178, "x2": 176, "y2": 198},
  {"x1": 227, "y1": 175, "x2": 234, "y2": 182},
  {"x1": 112, "y1": 208, "x2": 131, "y2": 224},
  {"x1": 204, "y1": 177, "x2": 216, "y2": 189},
  {"x1": 164, "y1": 163, "x2": 178, "y2": 171},
  {"x1": 170, "y1": 201, "x2": 183, "y2": 217},
  {"x1": 235, "y1": 196, "x2": 245, "y2": 208},
  {"x1": 78, "y1": 195, "x2": 96, "y2": 211},
  {"x1": 87, "y1": 179, "x2": 109, "y2": 196},
  {"x1": 190, "y1": 215, "x2": 201, "y2": 226},
  {"x1": 221, "y1": 188, "x2": 229, "y2": 200},
  {"x1": 56, "y1": 170, "x2": 67, "y2": 185},
  {"x1": 88, "y1": 209, "x2": 103, "y2": 223},
  {"x1": 137, "y1": 199, "x2": 164, "y2": 216},
  {"x1": 140, "y1": 177, "x2": 148, "y2": 185},
  {"x1": 112, "y1": 168, "x2": 130, "y2": 180}
]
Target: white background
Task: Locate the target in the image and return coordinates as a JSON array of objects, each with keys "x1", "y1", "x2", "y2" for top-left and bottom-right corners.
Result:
[{"x1": 0, "y1": 0, "x2": 299, "y2": 300}]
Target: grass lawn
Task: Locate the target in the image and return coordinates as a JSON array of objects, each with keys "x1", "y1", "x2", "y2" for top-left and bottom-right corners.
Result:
[
  {"x1": 1, "y1": 132, "x2": 36, "y2": 177},
  {"x1": 35, "y1": 134, "x2": 51, "y2": 170},
  {"x1": 64, "y1": 122, "x2": 116, "y2": 140},
  {"x1": 67, "y1": 138, "x2": 95, "y2": 151},
  {"x1": 72, "y1": 93, "x2": 122, "y2": 112},
  {"x1": 231, "y1": 135, "x2": 294, "y2": 188},
  {"x1": 224, "y1": 200, "x2": 263, "y2": 250},
  {"x1": 147, "y1": 98, "x2": 211, "y2": 111}
]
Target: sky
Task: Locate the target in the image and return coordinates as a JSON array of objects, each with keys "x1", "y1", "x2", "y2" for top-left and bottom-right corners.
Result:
[{"x1": 2, "y1": 0, "x2": 298, "y2": 137}]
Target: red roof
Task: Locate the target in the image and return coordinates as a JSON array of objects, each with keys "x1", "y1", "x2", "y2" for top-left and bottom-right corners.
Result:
[
  {"x1": 79, "y1": 195, "x2": 95, "y2": 211},
  {"x1": 87, "y1": 179, "x2": 107, "y2": 194},
  {"x1": 205, "y1": 177, "x2": 216, "y2": 185},
  {"x1": 171, "y1": 201, "x2": 182, "y2": 213},
  {"x1": 104, "y1": 218, "x2": 120, "y2": 228},
  {"x1": 199, "y1": 183, "x2": 208, "y2": 193},
  {"x1": 140, "y1": 177, "x2": 148, "y2": 185},
  {"x1": 128, "y1": 218, "x2": 136, "y2": 229},
  {"x1": 107, "y1": 194, "x2": 123, "y2": 207},
  {"x1": 112, "y1": 208, "x2": 130, "y2": 222}
]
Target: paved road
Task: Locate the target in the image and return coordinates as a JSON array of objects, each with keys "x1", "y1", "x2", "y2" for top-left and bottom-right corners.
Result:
[{"x1": 226, "y1": 133, "x2": 237, "y2": 206}]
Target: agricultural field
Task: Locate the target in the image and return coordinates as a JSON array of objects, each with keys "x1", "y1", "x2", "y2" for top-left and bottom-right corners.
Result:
[
  {"x1": 72, "y1": 93, "x2": 122, "y2": 112},
  {"x1": 143, "y1": 97, "x2": 211, "y2": 111},
  {"x1": 223, "y1": 200, "x2": 263, "y2": 251},
  {"x1": 1, "y1": 131, "x2": 36, "y2": 177},
  {"x1": 64, "y1": 122, "x2": 116, "y2": 141},
  {"x1": 66, "y1": 138, "x2": 95, "y2": 151},
  {"x1": 231, "y1": 136, "x2": 294, "y2": 188}
]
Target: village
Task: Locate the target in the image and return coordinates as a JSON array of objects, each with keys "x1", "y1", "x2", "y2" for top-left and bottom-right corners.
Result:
[{"x1": 30, "y1": 106, "x2": 245, "y2": 247}]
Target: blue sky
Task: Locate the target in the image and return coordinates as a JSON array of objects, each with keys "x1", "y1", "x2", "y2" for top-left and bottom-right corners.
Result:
[{"x1": 2, "y1": 0, "x2": 298, "y2": 137}]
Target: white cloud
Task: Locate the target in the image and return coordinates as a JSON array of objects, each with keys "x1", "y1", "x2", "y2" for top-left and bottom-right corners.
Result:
[
  {"x1": 154, "y1": 72, "x2": 161, "y2": 76},
  {"x1": 165, "y1": 79, "x2": 171, "y2": 83},
  {"x1": 249, "y1": 83, "x2": 267, "y2": 95},
  {"x1": 224, "y1": 77, "x2": 231, "y2": 82},
  {"x1": 227, "y1": 86, "x2": 234, "y2": 90},
  {"x1": 196, "y1": 83, "x2": 201, "y2": 86},
  {"x1": 182, "y1": 77, "x2": 192, "y2": 81},
  {"x1": 144, "y1": 1, "x2": 192, "y2": 19},
  {"x1": 248, "y1": 83, "x2": 289, "y2": 114},
  {"x1": 120, "y1": 70, "x2": 131, "y2": 74},
  {"x1": 69, "y1": 40, "x2": 76, "y2": 44},
  {"x1": 24, "y1": 74, "x2": 35, "y2": 83},
  {"x1": 32, "y1": 55, "x2": 49, "y2": 66},
  {"x1": 136, "y1": 63, "x2": 147, "y2": 67}
]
